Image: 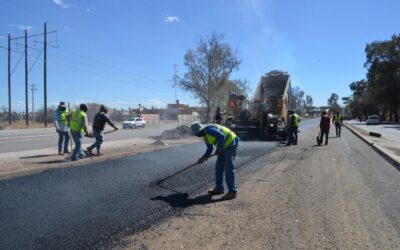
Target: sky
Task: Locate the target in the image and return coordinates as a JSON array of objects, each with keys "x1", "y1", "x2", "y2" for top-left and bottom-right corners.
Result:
[{"x1": 0, "y1": 0, "x2": 399, "y2": 112}]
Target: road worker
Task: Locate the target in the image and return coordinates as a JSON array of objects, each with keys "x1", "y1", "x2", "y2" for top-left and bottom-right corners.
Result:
[
  {"x1": 191, "y1": 122, "x2": 239, "y2": 200},
  {"x1": 86, "y1": 105, "x2": 118, "y2": 156},
  {"x1": 287, "y1": 110, "x2": 300, "y2": 145},
  {"x1": 53, "y1": 101, "x2": 70, "y2": 155},
  {"x1": 69, "y1": 104, "x2": 90, "y2": 161},
  {"x1": 213, "y1": 106, "x2": 222, "y2": 125},
  {"x1": 333, "y1": 111, "x2": 343, "y2": 137},
  {"x1": 319, "y1": 110, "x2": 331, "y2": 145}
]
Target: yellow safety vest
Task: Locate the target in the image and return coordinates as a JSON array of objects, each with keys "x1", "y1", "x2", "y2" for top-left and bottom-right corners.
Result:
[
  {"x1": 293, "y1": 113, "x2": 300, "y2": 126},
  {"x1": 70, "y1": 109, "x2": 86, "y2": 132},
  {"x1": 59, "y1": 109, "x2": 68, "y2": 126},
  {"x1": 203, "y1": 124, "x2": 237, "y2": 149},
  {"x1": 335, "y1": 114, "x2": 342, "y2": 123}
]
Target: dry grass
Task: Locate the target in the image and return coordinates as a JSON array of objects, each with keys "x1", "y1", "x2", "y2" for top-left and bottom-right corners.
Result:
[{"x1": 0, "y1": 121, "x2": 50, "y2": 130}]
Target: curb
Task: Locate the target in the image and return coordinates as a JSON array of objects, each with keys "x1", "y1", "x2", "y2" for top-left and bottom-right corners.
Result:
[
  {"x1": 343, "y1": 123, "x2": 374, "y2": 146},
  {"x1": 343, "y1": 123, "x2": 400, "y2": 169}
]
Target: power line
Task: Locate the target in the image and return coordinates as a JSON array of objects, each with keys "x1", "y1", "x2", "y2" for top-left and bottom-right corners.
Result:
[
  {"x1": 48, "y1": 50, "x2": 171, "y2": 89},
  {"x1": 11, "y1": 52, "x2": 24, "y2": 76},
  {"x1": 50, "y1": 59, "x2": 172, "y2": 94},
  {"x1": 10, "y1": 30, "x2": 57, "y2": 40},
  {"x1": 53, "y1": 46, "x2": 173, "y2": 88},
  {"x1": 28, "y1": 48, "x2": 44, "y2": 73}
]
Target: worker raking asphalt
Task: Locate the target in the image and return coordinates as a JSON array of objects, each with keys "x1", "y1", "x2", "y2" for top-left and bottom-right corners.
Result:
[{"x1": 0, "y1": 138, "x2": 275, "y2": 249}]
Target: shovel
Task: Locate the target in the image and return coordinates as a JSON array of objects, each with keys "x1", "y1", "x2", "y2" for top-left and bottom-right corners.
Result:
[{"x1": 156, "y1": 153, "x2": 216, "y2": 185}]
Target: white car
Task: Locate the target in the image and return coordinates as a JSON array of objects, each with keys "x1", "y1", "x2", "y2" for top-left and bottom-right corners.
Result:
[
  {"x1": 122, "y1": 117, "x2": 146, "y2": 129},
  {"x1": 366, "y1": 115, "x2": 380, "y2": 125}
]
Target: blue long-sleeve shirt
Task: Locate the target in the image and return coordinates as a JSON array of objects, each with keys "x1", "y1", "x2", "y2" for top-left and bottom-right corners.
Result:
[
  {"x1": 202, "y1": 125, "x2": 239, "y2": 158},
  {"x1": 53, "y1": 108, "x2": 69, "y2": 132}
]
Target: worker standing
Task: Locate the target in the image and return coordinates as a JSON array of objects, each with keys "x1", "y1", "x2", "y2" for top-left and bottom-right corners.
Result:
[
  {"x1": 191, "y1": 122, "x2": 239, "y2": 200},
  {"x1": 53, "y1": 101, "x2": 70, "y2": 155},
  {"x1": 319, "y1": 111, "x2": 331, "y2": 145},
  {"x1": 86, "y1": 105, "x2": 118, "y2": 156},
  {"x1": 333, "y1": 111, "x2": 343, "y2": 137},
  {"x1": 286, "y1": 110, "x2": 300, "y2": 146},
  {"x1": 69, "y1": 104, "x2": 90, "y2": 161},
  {"x1": 213, "y1": 106, "x2": 222, "y2": 125}
]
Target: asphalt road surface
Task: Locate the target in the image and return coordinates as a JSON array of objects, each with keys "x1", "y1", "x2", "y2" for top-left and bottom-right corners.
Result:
[
  {"x1": 0, "y1": 124, "x2": 176, "y2": 153},
  {"x1": 2, "y1": 118, "x2": 400, "y2": 249},
  {"x1": 0, "y1": 136, "x2": 277, "y2": 249}
]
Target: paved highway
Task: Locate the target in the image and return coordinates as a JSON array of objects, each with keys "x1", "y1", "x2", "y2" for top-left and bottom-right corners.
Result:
[
  {"x1": 0, "y1": 124, "x2": 176, "y2": 153},
  {"x1": 1, "y1": 118, "x2": 400, "y2": 249}
]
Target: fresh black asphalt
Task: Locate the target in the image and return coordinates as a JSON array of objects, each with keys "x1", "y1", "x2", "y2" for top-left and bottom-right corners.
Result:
[{"x1": 0, "y1": 139, "x2": 278, "y2": 249}]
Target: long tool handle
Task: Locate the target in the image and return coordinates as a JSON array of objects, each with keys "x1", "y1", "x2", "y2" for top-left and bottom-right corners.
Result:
[
  {"x1": 156, "y1": 154, "x2": 216, "y2": 185},
  {"x1": 103, "y1": 129, "x2": 118, "y2": 134}
]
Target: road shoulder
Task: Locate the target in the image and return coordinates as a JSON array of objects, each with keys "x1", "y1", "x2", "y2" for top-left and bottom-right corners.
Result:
[
  {"x1": 343, "y1": 121, "x2": 400, "y2": 168},
  {"x1": 0, "y1": 137, "x2": 199, "y2": 180}
]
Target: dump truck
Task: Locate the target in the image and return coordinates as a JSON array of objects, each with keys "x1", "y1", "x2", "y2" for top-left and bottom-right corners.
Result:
[{"x1": 224, "y1": 70, "x2": 292, "y2": 140}]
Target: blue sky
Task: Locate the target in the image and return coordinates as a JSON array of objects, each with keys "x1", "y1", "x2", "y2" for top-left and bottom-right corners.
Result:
[{"x1": 0, "y1": 0, "x2": 399, "y2": 111}]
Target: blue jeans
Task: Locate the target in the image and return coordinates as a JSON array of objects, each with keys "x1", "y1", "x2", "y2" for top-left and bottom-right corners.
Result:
[
  {"x1": 71, "y1": 131, "x2": 86, "y2": 160},
  {"x1": 87, "y1": 129, "x2": 103, "y2": 153},
  {"x1": 58, "y1": 131, "x2": 70, "y2": 153},
  {"x1": 292, "y1": 126, "x2": 298, "y2": 144},
  {"x1": 335, "y1": 123, "x2": 341, "y2": 137},
  {"x1": 215, "y1": 144, "x2": 238, "y2": 193}
]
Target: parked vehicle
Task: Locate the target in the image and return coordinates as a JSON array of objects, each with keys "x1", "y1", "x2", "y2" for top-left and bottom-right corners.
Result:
[
  {"x1": 366, "y1": 115, "x2": 380, "y2": 125},
  {"x1": 122, "y1": 117, "x2": 146, "y2": 129}
]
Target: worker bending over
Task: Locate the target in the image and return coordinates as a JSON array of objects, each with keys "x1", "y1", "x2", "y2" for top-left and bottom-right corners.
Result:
[{"x1": 191, "y1": 122, "x2": 239, "y2": 200}]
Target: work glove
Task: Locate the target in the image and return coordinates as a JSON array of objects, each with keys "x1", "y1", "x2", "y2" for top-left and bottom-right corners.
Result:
[
  {"x1": 197, "y1": 157, "x2": 206, "y2": 164},
  {"x1": 214, "y1": 148, "x2": 222, "y2": 155},
  {"x1": 114, "y1": 127, "x2": 119, "y2": 131},
  {"x1": 56, "y1": 129, "x2": 60, "y2": 133}
]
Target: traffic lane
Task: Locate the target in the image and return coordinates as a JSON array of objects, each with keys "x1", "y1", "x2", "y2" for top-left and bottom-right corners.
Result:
[
  {"x1": 339, "y1": 127, "x2": 400, "y2": 233},
  {"x1": 0, "y1": 127, "x2": 55, "y2": 138},
  {"x1": 0, "y1": 124, "x2": 176, "y2": 153},
  {"x1": 0, "y1": 140, "x2": 276, "y2": 249},
  {"x1": 298, "y1": 117, "x2": 319, "y2": 131}
]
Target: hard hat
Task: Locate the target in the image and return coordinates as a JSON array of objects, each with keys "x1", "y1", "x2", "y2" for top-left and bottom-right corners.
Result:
[{"x1": 191, "y1": 122, "x2": 206, "y2": 135}]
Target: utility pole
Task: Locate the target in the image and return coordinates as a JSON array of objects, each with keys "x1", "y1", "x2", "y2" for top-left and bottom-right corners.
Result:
[
  {"x1": 8, "y1": 23, "x2": 56, "y2": 126},
  {"x1": 30, "y1": 84, "x2": 37, "y2": 124},
  {"x1": 43, "y1": 22, "x2": 48, "y2": 127},
  {"x1": 8, "y1": 34, "x2": 11, "y2": 125},
  {"x1": 25, "y1": 29, "x2": 29, "y2": 126}
]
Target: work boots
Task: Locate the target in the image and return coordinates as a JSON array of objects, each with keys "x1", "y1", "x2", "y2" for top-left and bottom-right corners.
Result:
[{"x1": 208, "y1": 188, "x2": 224, "y2": 195}]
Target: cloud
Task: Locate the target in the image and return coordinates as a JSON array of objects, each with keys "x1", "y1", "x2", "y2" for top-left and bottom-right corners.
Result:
[
  {"x1": 9, "y1": 24, "x2": 33, "y2": 31},
  {"x1": 53, "y1": 0, "x2": 75, "y2": 9},
  {"x1": 164, "y1": 16, "x2": 180, "y2": 23},
  {"x1": 85, "y1": 6, "x2": 96, "y2": 12}
]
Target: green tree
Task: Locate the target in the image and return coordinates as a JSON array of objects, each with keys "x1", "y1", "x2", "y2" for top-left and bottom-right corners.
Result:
[
  {"x1": 365, "y1": 34, "x2": 400, "y2": 121},
  {"x1": 173, "y1": 33, "x2": 246, "y2": 122},
  {"x1": 327, "y1": 93, "x2": 340, "y2": 110}
]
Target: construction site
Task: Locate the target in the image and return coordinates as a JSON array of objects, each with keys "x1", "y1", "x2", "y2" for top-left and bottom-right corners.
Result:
[{"x1": 2, "y1": 1, "x2": 400, "y2": 250}]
